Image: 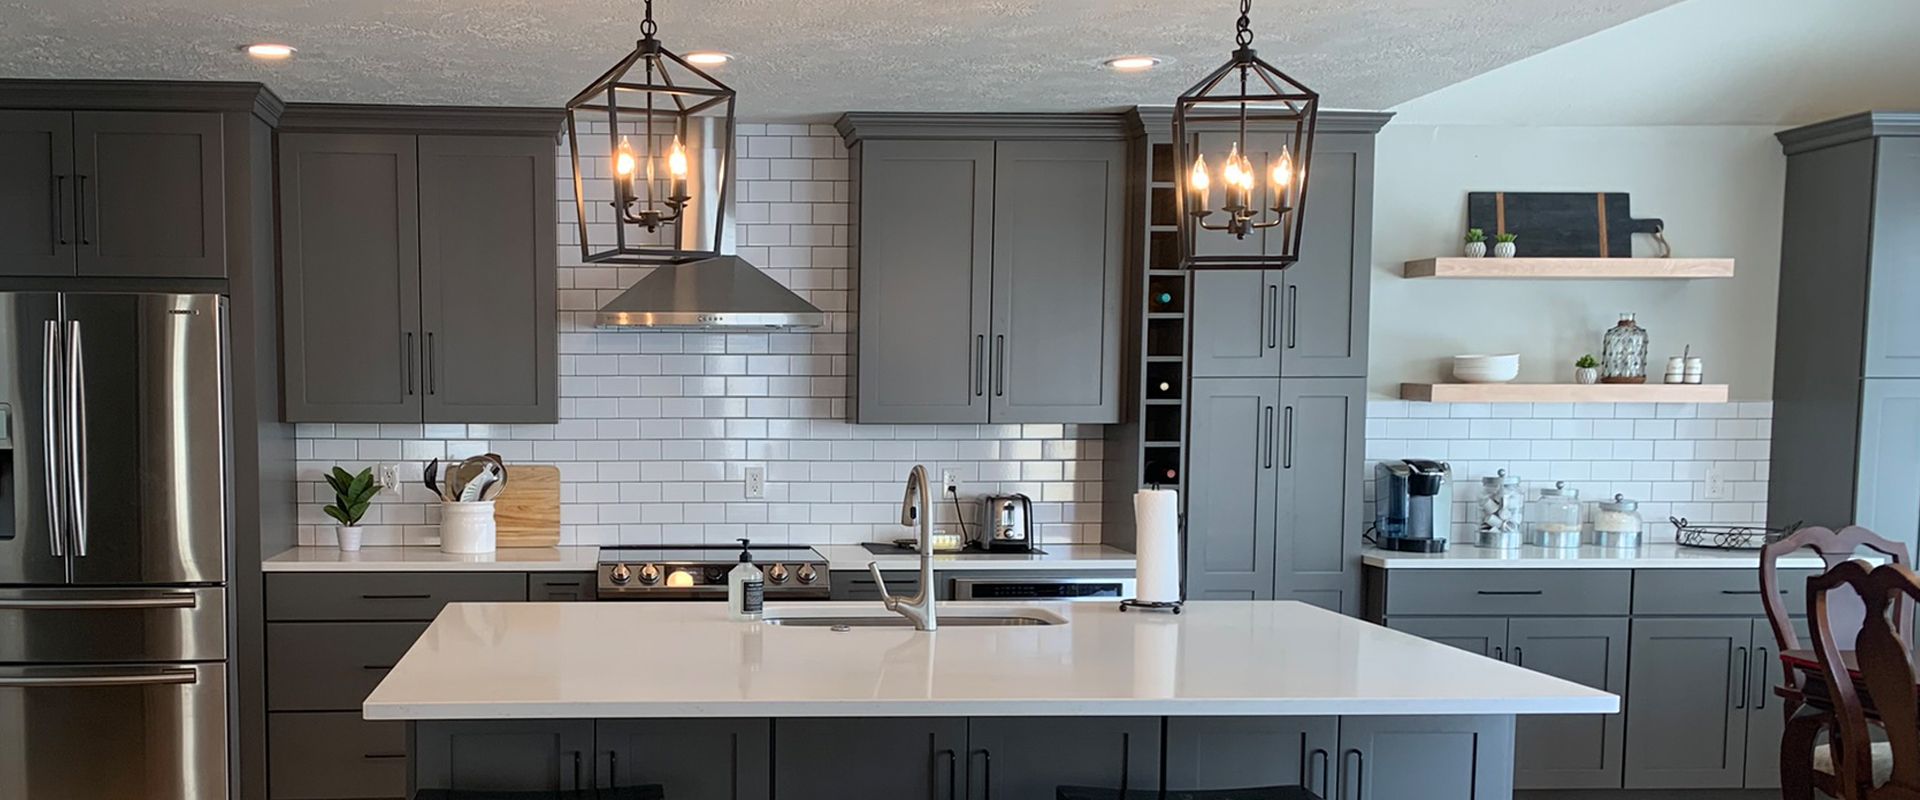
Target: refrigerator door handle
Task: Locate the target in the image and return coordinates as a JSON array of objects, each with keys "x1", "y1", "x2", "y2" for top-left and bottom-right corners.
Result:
[
  {"x1": 0, "y1": 593, "x2": 197, "y2": 610},
  {"x1": 65, "y1": 320, "x2": 87, "y2": 557},
  {"x1": 40, "y1": 320, "x2": 62, "y2": 558},
  {"x1": 0, "y1": 666, "x2": 198, "y2": 688}
]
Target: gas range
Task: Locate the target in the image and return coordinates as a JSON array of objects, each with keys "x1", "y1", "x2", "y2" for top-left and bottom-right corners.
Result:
[{"x1": 596, "y1": 544, "x2": 833, "y2": 600}]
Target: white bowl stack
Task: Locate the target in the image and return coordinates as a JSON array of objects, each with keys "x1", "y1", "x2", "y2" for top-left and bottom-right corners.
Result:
[{"x1": 1452, "y1": 353, "x2": 1520, "y2": 383}]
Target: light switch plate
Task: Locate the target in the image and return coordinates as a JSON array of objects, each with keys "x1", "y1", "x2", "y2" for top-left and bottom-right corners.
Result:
[{"x1": 744, "y1": 466, "x2": 765, "y2": 500}]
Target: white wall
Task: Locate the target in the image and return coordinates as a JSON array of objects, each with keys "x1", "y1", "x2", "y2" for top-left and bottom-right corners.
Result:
[{"x1": 1368, "y1": 123, "x2": 1785, "y2": 399}]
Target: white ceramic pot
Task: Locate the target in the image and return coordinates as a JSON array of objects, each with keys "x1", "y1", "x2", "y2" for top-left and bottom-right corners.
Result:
[
  {"x1": 440, "y1": 500, "x2": 497, "y2": 554},
  {"x1": 1463, "y1": 241, "x2": 1487, "y2": 258},
  {"x1": 336, "y1": 525, "x2": 364, "y2": 552},
  {"x1": 1452, "y1": 353, "x2": 1521, "y2": 383},
  {"x1": 1493, "y1": 241, "x2": 1517, "y2": 258},
  {"x1": 1575, "y1": 366, "x2": 1599, "y2": 385}
]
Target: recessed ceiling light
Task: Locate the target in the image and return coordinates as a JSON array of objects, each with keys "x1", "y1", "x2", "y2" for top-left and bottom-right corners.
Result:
[
  {"x1": 1103, "y1": 56, "x2": 1162, "y2": 72},
  {"x1": 241, "y1": 43, "x2": 296, "y2": 60},
  {"x1": 684, "y1": 51, "x2": 732, "y2": 66}
]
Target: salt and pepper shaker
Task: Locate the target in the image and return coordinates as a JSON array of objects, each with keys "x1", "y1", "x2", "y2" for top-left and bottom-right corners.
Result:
[
  {"x1": 1665, "y1": 345, "x2": 1704, "y2": 384},
  {"x1": 1663, "y1": 356, "x2": 1686, "y2": 384}
]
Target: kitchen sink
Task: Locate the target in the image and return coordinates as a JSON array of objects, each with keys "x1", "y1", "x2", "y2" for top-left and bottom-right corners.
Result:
[{"x1": 762, "y1": 609, "x2": 1067, "y2": 628}]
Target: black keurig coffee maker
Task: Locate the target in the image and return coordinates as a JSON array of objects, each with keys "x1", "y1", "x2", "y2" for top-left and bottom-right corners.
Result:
[{"x1": 1374, "y1": 459, "x2": 1454, "y2": 552}]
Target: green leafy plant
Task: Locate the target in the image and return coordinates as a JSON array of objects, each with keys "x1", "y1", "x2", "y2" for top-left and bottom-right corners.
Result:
[
  {"x1": 323, "y1": 467, "x2": 381, "y2": 527},
  {"x1": 1464, "y1": 228, "x2": 1486, "y2": 243},
  {"x1": 1575, "y1": 354, "x2": 1599, "y2": 369},
  {"x1": 1495, "y1": 232, "x2": 1519, "y2": 243}
]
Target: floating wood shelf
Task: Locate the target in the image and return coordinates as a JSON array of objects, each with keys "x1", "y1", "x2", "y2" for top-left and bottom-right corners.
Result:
[
  {"x1": 1403, "y1": 257, "x2": 1735, "y2": 279},
  {"x1": 1401, "y1": 382, "x2": 1731, "y2": 404}
]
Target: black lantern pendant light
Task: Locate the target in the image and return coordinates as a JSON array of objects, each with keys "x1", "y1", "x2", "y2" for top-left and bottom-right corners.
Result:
[
  {"x1": 1174, "y1": 0, "x2": 1320, "y2": 270},
  {"x1": 566, "y1": 0, "x2": 736, "y2": 264}
]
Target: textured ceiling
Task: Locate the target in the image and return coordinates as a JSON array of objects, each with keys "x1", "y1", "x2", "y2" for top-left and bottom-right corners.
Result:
[{"x1": 0, "y1": 0, "x2": 1680, "y2": 119}]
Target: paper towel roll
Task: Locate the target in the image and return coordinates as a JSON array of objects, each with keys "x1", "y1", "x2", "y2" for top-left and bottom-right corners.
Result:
[{"x1": 1133, "y1": 489, "x2": 1181, "y2": 603}]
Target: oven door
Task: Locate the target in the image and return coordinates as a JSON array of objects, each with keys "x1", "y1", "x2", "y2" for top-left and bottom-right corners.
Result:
[
  {"x1": 0, "y1": 662, "x2": 228, "y2": 800},
  {"x1": 950, "y1": 576, "x2": 1136, "y2": 601}
]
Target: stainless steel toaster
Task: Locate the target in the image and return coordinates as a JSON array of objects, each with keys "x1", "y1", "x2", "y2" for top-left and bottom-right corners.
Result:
[{"x1": 976, "y1": 493, "x2": 1035, "y2": 551}]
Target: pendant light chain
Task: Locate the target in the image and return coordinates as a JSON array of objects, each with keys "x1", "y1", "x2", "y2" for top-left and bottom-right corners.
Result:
[
  {"x1": 1235, "y1": 0, "x2": 1254, "y2": 47},
  {"x1": 640, "y1": 0, "x2": 658, "y2": 39}
]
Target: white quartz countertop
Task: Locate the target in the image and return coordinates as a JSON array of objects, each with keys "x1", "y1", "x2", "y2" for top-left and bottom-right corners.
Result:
[
  {"x1": 362, "y1": 600, "x2": 1616, "y2": 720},
  {"x1": 263, "y1": 546, "x2": 601, "y2": 572},
  {"x1": 1363, "y1": 541, "x2": 1835, "y2": 569},
  {"x1": 819, "y1": 543, "x2": 1136, "y2": 572}
]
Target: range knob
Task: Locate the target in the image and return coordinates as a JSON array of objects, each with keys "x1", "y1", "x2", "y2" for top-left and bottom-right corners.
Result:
[
  {"x1": 637, "y1": 564, "x2": 661, "y2": 584},
  {"x1": 704, "y1": 566, "x2": 727, "y2": 584},
  {"x1": 609, "y1": 564, "x2": 632, "y2": 584},
  {"x1": 766, "y1": 564, "x2": 789, "y2": 584},
  {"x1": 795, "y1": 564, "x2": 819, "y2": 584}
]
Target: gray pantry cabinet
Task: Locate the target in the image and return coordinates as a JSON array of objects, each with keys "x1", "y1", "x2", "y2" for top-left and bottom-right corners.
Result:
[
  {"x1": 1184, "y1": 376, "x2": 1365, "y2": 611},
  {"x1": 277, "y1": 106, "x2": 559, "y2": 424},
  {"x1": 1769, "y1": 112, "x2": 1920, "y2": 554},
  {"x1": 840, "y1": 114, "x2": 1128, "y2": 425},
  {"x1": 0, "y1": 109, "x2": 226, "y2": 278}
]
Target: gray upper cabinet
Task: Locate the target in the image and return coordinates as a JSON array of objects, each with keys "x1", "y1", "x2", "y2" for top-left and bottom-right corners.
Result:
[
  {"x1": 417, "y1": 135, "x2": 558, "y2": 423},
  {"x1": 852, "y1": 139, "x2": 994, "y2": 424},
  {"x1": 279, "y1": 133, "x2": 422, "y2": 423},
  {"x1": 1188, "y1": 270, "x2": 1281, "y2": 378},
  {"x1": 1854, "y1": 378, "x2": 1920, "y2": 563},
  {"x1": 1184, "y1": 378, "x2": 1278, "y2": 600},
  {"x1": 1507, "y1": 617, "x2": 1628, "y2": 790},
  {"x1": 1281, "y1": 144, "x2": 1369, "y2": 378},
  {"x1": 1622, "y1": 617, "x2": 1752, "y2": 789},
  {"x1": 0, "y1": 111, "x2": 75, "y2": 276},
  {"x1": 1864, "y1": 135, "x2": 1920, "y2": 377},
  {"x1": 72, "y1": 112, "x2": 226, "y2": 278},
  {"x1": 277, "y1": 112, "x2": 559, "y2": 425},
  {"x1": 1272, "y1": 377, "x2": 1364, "y2": 612},
  {"x1": 843, "y1": 116, "x2": 1127, "y2": 425},
  {"x1": 988, "y1": 140, "x2": 1126, "y2": 423}
]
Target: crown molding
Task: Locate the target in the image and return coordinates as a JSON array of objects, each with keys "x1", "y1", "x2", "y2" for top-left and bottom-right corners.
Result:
[{"x1": 1777, "y1": 111, "x2": 1920, "y2": 155}]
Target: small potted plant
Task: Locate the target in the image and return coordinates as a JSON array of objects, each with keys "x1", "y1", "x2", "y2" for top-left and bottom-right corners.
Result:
[
  {"x1": 323, "y1": 466, "x2": 381, "y2": 551},
  {"x1": 1463, "y1": 228, "x2": 1487, "y2": 258},
  {"x1": 1574, "y1": 354, "x2": 1600, "y2": 385},
  {"x1": 1493, "y1": 232, "x2": 1519, "y2": 258}
]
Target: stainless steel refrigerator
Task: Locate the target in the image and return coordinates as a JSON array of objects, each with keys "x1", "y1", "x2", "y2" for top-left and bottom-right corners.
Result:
[{"x1": 0, "y1": 292, "x2": 230, "y2": 800}]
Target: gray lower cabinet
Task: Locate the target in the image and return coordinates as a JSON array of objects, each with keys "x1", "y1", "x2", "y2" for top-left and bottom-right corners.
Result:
[
  {"x1": 773, "y1": 717, "x2": 967, "y2": 800},
  {"x1": 1621, "y1": 617, "x2": 1752, "y2": 789},
  {"x1": 268, "y1": 713, "x2": 408, "y2": 800},
  {"x1": 595, "y1": 718, "x2": 770, "y2": 798},
  {"x1": 1336, "y1": 715, "x2": 1514, "y2": 800},
  {"x1": 1164, "y1": 716, "x2": 1337, "y2": 798},
  {"x1": 966, "y1": 717, "x2": 1159, "y2": 799},
  {"x1": 528, "y1": 573, "x2": 598, "y2": 602},
  {"x1": 1385, "y1": 617, "x2": 1507, "y2": 660},
  {"x1": 847, "y1": 129, "x2": 1127, "y2": 425},
  {"x1": 413, "y1": 720, "x2": 596, "y2": 792},
  {"x1": 1272, "y1": 377, "x2": 1365, "y2": 613},
  {"x1": 1184, "y1": 378, "x2": 1278, "y2": 599},
  {"x1": 278, "y1": 126, "x2": 557, "y2": 424},
  {"x1": 1744, "y1": 617, "x2": 1807, "y2": 790}
]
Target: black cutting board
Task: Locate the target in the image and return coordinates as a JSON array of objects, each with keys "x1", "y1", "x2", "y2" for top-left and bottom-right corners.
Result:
[{"x1": 1466, "y1": 192, "x2": 1663, "y2": 258}]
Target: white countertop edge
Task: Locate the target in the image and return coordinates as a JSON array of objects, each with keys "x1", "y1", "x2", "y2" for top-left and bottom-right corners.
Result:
[{"x1": 364, "y1": 696, "x2": 1618, "y2": 721}]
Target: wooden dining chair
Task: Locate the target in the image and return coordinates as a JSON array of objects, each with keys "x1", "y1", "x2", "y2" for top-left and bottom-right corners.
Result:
[
  {"x1": 1808, "y1": 560, "x2": 1920, "y2": 799},
  {"x1": 1763, "y1": 526, "x2": 1912, "y2": 798}
]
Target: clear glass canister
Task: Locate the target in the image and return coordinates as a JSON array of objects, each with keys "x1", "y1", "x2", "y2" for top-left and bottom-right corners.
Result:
[
  {"x1": 1592, "y1": 493, "x2": 1644, "y2": 549},
  {"x1": 1526, "y1": 481, "x2": 1582, "y2": 549},
  {"x1": 1601, "y1": 313, "x2": 1650, "y2": 383},
  {"x1": 1477, "y1": 469, "x2": 1524, "y2": 549}
]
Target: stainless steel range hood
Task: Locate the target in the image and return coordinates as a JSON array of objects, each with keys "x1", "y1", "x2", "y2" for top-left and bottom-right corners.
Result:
[
  {"x1": 595, "y1": 255, "x2": 825, "y2": 330},
  {"x1": 593, "y1": 116, "x2": 825, "y2": 330}
]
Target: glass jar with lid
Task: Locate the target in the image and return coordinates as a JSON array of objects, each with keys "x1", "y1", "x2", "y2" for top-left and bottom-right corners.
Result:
[
  {"x1": 1601, "y1": 313, "x2": 1650, "y2": 384},
  {"x1": 1592, "y1": 493, "x2": 1644, "y2": 549},
  {"x1": 1477, "y1": 469, "x2": 1524, "y2": 549},
  {"x1": 1526, "y1": 481, "x2": 1582, "y2": 549}
]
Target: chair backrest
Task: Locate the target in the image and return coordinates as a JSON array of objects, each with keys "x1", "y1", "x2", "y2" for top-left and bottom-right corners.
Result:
[
  {"x1": 1808, "y1": 560, "x2": 1920, "y2": 799},
  {"x1": 1761, "y1": 525, "x2": 1911, "y2": 664}
]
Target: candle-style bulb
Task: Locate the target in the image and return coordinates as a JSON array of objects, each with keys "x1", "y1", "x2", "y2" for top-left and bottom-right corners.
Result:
[
  {"x1": 667, "y1": 136, "x2": 689, "y2": 178},
  {"x1": 1189, "y1": 153, "x2": 1210, "y2": 192},
  {"x1": 1223, "y1": 144, "x2": 1245, "y2": 189},
  {"x1": 613, "y1": 137, "x2": 637, "y2": 178},
  {"x1": 1271, "y1": 146, "x2": 1294, "y2": 189}
]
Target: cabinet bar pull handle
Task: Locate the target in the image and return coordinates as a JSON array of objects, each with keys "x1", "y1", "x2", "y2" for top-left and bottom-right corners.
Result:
[
  {"x1": 1733, "y1": 645, "x2": 1749, "y2": 709},
  {"x1": 75, "y1": 175, "x2": 90, "y2": 245},
  {"x1": 1755, "y1": 646, "x2": 1770, "y2": 710},
  {"x1": 360, "y1": 664, "x2": 394, "y2": 671},
  {"x1": 41, "y1": 320, "x2": 62, "y2": 557},
  {"x1": 570, "y1": 750, "x2": 582, "y2": 791},
  {"x1": 1282, "y1": 405, "x2": 1294, "y2": 469},
  {"x1": 1476, "y1": 589, "x2": 1544, "y2": 596},
  {"x1": 404, "y1": 332, "x2": 416, "y2": 395},
  {"x1": 1118, "y1": 733, "x2": 1130, "y2": 792},
  {"x1": 1311, "y1": 748, "x2": 1330, "y2": 798},
  {"x1": 425, "y1": 332, "x2": 437, "y2": 395},
  {"x1": 1286, "y1": 285, "x2": 1299, "y2": 349},
  {"x1": 1265, "y1": 284, "x2": 1279, "y2": 349},
  {"x1": 1513, "y1": 646, "x2": 1524, "y2": 666},
  {"x1": 1493, "y1": 646, "x2": 1504, "y2": 662},
  {"x1": 608, "y1": 749, "x2": 619, "y2": 788},
  {"x1": 361, "y1": 593, "x2": 430, "y2": 600},
  {"x1": 984, "y1": 747, "x2": 995, "y2": 800},
  {"x1": 934, "y1": 748, "x2": 956, "y2": 800},
  {"x1": 1343, "y1": 749, "x2": 1363, "y2": 800},
  {"x1": 974, "y1": 334, "x2": 985, "y2": 397},
  {"x1": 361, "y1": 753, "x2": 406, "y2": 760},
  {"x1": 1261, "y1": 405, "x2": 1274, "y2": 470},
  {"x1": 52, "y1": 175, "x2": 68, "y2": 246},
  {"x1": 993, "y1": 335, "x2": 1005, "y2": 397}
]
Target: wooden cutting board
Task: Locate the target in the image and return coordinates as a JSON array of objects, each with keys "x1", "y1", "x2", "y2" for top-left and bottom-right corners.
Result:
[{"x1": 491, "y1": 465, "x2": 561, "y2": 547}]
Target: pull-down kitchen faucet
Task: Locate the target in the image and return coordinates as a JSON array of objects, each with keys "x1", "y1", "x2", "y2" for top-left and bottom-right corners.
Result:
[{"x1": 870, "y1": 464, "x2": 937, "y2": 631}]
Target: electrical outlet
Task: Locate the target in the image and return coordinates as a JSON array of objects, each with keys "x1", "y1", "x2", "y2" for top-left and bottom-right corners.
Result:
[
  {"x1": 377, "y1": 464, "x2": 401, "y2": 492},
  {"x1": 744, "y1": 466, "x2": 765, "y2": 500},
  {"x1": 941, "y1": 469, "x2": 960, "y2": 494},
  {"x1": 1702, "y1": 464, "x2": 1730, "y2": 500}
]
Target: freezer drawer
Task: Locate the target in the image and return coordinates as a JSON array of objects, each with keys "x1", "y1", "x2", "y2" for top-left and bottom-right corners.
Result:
[
  {"x1": 0, "y1": 586, "x2": 225, "y2": 662},
  {"x1": 0, "y1": 661, "x2": 227, "y2": 800}
]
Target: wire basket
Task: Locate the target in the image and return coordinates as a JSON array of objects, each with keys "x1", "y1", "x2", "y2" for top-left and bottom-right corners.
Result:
[{"x1": 1671, "y1": 517, "x2": 1801, "y2": 550}]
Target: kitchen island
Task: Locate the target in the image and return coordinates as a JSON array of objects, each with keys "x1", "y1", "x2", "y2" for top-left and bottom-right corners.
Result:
[{"x1": 367, "y1": 600, "x2": 1615, "y2": 799}]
